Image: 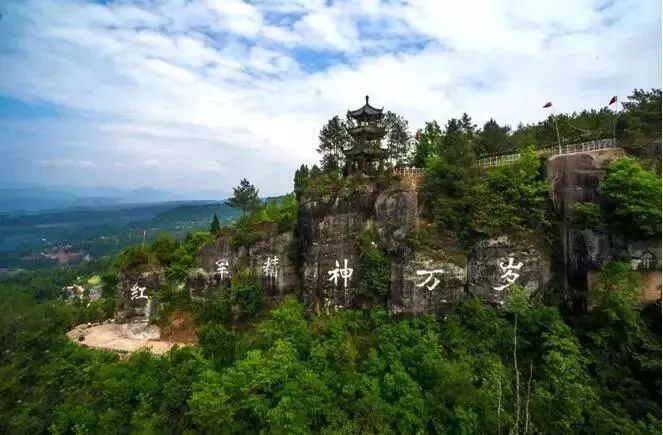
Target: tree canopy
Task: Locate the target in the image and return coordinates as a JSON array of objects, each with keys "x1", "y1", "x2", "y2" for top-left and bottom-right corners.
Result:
[{"x1": 226, "y1": 178, "x2": 260, "y2": 219}]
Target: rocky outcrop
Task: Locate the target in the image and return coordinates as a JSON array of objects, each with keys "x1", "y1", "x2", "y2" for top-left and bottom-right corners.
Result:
[
  {"x1": 187, "y1": 268, "x2": 225, "y2": 302},
  {"x1": 299, "y1": 181, "x2": 377, "y2": 312},
  {"x1": 389, "y1": 250, "x2": 466, "y2": 316},
  {"x1": 115, "y1": 267, "x2": 164, "y2": 323},
  {"x1": 374, "y1": 184, "x2": 419, "y2": 254},
  {"x1": 197, "y1": 235, "x2": 238, "y2": 277},
  {"x1": 298, "y1": 176, "x2": 557, "y2": 314},
  {"x1": 299, "y1": 178, "x2": 423, "y2": 312},
  {"x1": 192, "y1": 224, "x2": 297, "y2": 302},
  {"x1": 248, "y1": 231, "x2": 297, "y2": 298},
  {"x1": 545, "y1": 148, "x2": 624, "y2": 218},
  {"x1": 545, "y1": 148, "x2": 661, "y2": 304},
  {"x1": 467, "y1": 235, "x2": 551, "y2": 305}
]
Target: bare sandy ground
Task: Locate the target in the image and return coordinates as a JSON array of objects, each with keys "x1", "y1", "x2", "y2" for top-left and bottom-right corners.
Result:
[{"x1": 67, "y1": 322, "x2": 192, "y2": 355}]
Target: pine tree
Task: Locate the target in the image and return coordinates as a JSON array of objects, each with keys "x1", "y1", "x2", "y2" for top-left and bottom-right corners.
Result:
[
  {"x1": 210, "y1": 212, "x2": 221, "y2": 234},
  {"x1": 384, "y1": 111, "x2": 411, "y2": 166},
  {"x1": 317, "y1": 116, "x2": 351, "y2": 171},
  {"x1": 293, "y1": 164, "x2": 310, "y2": 200},
  {"x1": 478, "y1": 118, "x2": 512, "y2": 155},
  {"x1": 225, "y1": 178, "x2": 260, "y2": 219}
]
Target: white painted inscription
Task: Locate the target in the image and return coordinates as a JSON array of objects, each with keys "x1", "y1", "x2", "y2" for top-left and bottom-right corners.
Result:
[
  {"x1": 262, "y1": 256, "x2": 279, "y2": 278},
  {"x1": 415, "y1": 269, "x2": 445, "y2": 291},
  {"x1": 492, "y1": 257, "x2": 523, "y2": 291},
  {"x1": 130, "y1": 283, "x2": 148, "y2": 301},
  {"x1": 328, "y1": 259, "x2": 353, "y2": 288},
  {"x1": 215, "y1": 259, "x2": 230, "y2": 280}
]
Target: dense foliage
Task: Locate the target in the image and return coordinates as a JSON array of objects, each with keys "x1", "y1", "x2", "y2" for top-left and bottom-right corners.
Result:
[
  {"x1": 1, "y1": 263, "x2": 659, "y2": 434},
  {"x1": 600, "y1": 157, "x2": 662, "y2": 239}
]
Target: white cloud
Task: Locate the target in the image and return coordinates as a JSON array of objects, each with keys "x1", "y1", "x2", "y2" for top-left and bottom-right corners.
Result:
[
  {"x1": 0, "y1": 0, "x2": 660, "y2": 194},
  {"x1": 39, "y1": 158, "x2": 97, "y2": 168}
]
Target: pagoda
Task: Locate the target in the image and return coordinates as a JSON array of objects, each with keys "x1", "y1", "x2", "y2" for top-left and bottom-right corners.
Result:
[{"x1": 344, "y1": 95, "x2": 388, "y2": 175}]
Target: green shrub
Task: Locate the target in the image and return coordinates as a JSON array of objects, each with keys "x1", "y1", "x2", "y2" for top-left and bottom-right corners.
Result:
[
  {"x1": 230, "y1": 279, "x2": 262, "y2": 316},
  {"x1": 470, "y1": 146, "x2": 550, "y2": 236},
  {"x1": 357, "y1": 230, "x2": 391, "y2": 304},
  {"x1": 571, "y1": 202, "x2": 605, "y2": 230},
  {"x1": 114, "y1": 245, "x2": 152, "y2": 273},
  {"x1": 601, "y1": 156, "x2": 661, "y2": 239},
  {"x1": 150, "y1": 235, "x2": 180, "y2": 266},
  {"x1": 166, "y1": 232, "x2": 212, "y2": 282}
]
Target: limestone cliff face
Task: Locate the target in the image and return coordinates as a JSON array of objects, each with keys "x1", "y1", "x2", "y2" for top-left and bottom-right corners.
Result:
[
  {"x1": 299, "y1": 181, "x2": 379, "y2": 311},
  {"x1": 120, "y1": 148, "x2": 660, "y2": 319},
  {"x1": 248, "y1": 231, "x2": 297, "y2": 298},
  {"x1": 467, "y1": 235, "x2": 551, "y2": 305},
  {"x1": 115, "y1": 267, "x2": 164, "y2": 323},
  {"x1": 545, "y1": 148, "x2": 661, "y2": 302},
  {"x1": 192, "y1": 223, "x2": 297, "y2": 303},
  {"x1": 299, "y1": 176, "x2": 552, "y2": 315},
  {"x1": 389, "y1": 250, "x2": 466, "y2": 315},
  {"x1": 180, "y1": 175, "x2": 556, "y2": 315},
  {"x1": 545, "y1": 148, "x2": 624, "y2": 218}
]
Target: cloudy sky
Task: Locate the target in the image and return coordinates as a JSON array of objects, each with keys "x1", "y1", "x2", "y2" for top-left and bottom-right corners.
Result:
[{"x1": 0, "y1": 0, "x2": 660, "y2": 197}]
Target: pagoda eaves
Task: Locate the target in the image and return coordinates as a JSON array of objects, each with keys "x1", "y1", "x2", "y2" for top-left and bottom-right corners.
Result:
[{"x1": 347, "y1": 95, "x2": 384, "y2": 120}]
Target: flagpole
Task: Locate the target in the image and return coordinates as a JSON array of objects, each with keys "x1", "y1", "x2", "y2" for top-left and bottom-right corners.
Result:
[
  {"x1": 613, "y1": 96, "x2": 618, "y2": 142},
  {"x1": 552, "y1": 112, "x2": 562, "y2": 155},
  {"x1": 544, "y1": 102, "x2": 562, "y2": 155},
  {"x1": 141, "y1": 229, "x2": 146, "y2": 251}
]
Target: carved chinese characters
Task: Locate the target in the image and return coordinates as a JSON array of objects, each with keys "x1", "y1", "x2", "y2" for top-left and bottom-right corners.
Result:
[
  {"x1": 263, "y1": 256, "x2": 279, "y2": 278},
  {"x1": 328, "y1": 259, "x2": 353, "y2": 288},
  {"x1": 415, "y1": 269, "x2": 445, "y2": 291},
  {"x1": 130, "y1": 283, "x2": 148, "y2": 301},
  {"x1": 492, "y1": 257, "x2": 523, "y2": 291}
]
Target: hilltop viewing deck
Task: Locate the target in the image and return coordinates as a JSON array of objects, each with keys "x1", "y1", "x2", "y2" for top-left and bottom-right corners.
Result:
[{"x1": 476, "y1": 138, "x2": 617, "y2": 168}]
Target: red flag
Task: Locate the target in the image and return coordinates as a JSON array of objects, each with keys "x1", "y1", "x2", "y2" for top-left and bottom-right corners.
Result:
[
  {"x1": 542, "y1": 102, "x2": 552, "y2": 108},
  {"x1": 608, "y1": 95, "x2": 617, "y2": 105},
  {"x1": 415, "y1": 132, "x2": 421, "y2": 141}
]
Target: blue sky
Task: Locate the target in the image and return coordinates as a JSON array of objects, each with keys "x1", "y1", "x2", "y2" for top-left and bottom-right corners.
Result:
[{"x1": 0, "y1": 0, "x2": 660, "y2": 196}]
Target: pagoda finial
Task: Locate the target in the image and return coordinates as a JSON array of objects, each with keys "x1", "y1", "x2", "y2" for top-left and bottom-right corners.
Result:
[{"x1": 365, "y1": 95, "x2": 369, "y2": 105}]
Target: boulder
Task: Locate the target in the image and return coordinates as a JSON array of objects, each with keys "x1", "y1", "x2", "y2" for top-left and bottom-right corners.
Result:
[
  {"x1": 390, "y1": 250, "x2": 466, "y2": 316},
  {"x1": 467, "y1": 235, "x2": 551, "y2": 305},
  {"x1": 115, "y1": 267, "x2": 164, "y2": 323}
]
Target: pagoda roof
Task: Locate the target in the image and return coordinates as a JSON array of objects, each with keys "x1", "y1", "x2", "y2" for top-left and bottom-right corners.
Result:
[
  {"x1": 343, "y1": 144, "x2": 388, "y2": 158},
  {"x1": 347, "y1": 95, "x2": 384, "y2": 119},
  {"x1": 348, "y1": 124, "x2": 387, "y2": 140}
]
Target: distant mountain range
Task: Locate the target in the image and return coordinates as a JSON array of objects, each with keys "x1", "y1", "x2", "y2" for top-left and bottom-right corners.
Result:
[{"x1": 0, "y1": 183, "x2": 231, "y2": 214}]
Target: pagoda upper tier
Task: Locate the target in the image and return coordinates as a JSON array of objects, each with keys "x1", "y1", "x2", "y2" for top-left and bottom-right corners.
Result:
[
  {"x1": 347, "y1": 95, "x2": 385, "y2": 121},
  {"x1": 347, "y1": 95, "x2": 386, "y2": 141}
]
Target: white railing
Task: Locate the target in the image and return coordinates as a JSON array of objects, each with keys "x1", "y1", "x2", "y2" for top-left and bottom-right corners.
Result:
[
  {"x1": 476, "y1": 138, "x2": 616, "y2": 168},
  {"x1": 393, "y1": 167, "x2": 426, "y2": 176}
]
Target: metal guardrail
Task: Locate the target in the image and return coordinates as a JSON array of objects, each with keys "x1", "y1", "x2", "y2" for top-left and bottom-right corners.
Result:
[
  {"x1": 476, "y1": 138, "x2": 617, "y2": 168},
  {"x1": 393, "y1": 167, "x2": 426, "y2": 176},
  {"x1": 391, "y1": 138, "x2": 617, "y2": 174}
]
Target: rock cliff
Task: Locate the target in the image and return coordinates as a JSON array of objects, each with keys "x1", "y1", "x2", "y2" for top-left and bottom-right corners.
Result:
[
  {"x1": 116, "y1": 147, "x2": 659, "y2": 320},
  {"x1": 545, "y1": 148, "x2": 661, "y2": 304},
  {"x1": 115, "y1": 266, "x2": 164, "y2": 323}
]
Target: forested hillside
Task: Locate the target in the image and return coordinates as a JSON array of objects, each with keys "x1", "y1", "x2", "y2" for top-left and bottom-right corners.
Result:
[{"x1": 0, "y1": 90, "x2": 660, "y2": 434}]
